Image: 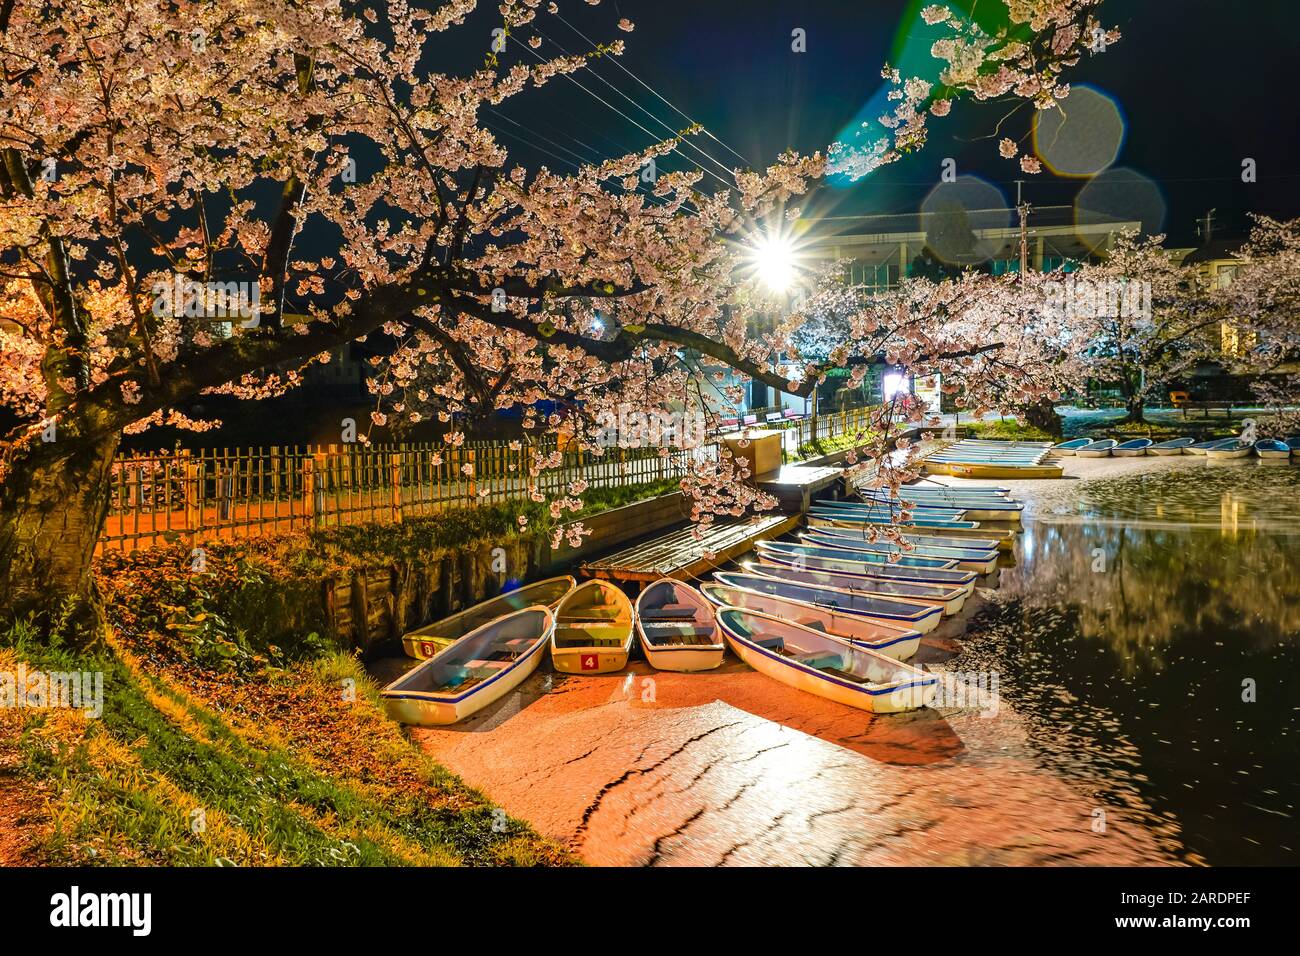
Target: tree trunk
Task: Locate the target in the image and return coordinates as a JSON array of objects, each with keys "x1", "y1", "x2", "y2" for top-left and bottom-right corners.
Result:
[
  {"x1": 0, "y1": 429, "x2": 120, "y2": 640},
  {"x1": 1124, "y1": 396, "x2": 1146, "y2": 424},
  {"x1": 1022, "y1": 398, "x2": 1063, "y2": 437}
]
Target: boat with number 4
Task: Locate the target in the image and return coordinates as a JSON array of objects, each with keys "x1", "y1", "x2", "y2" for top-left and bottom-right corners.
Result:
[
  {"x1": 382, "y1": 607, "x2": 553, "y2": 726},
  {"x1": 634, "y1": 579, "x2": 724, "y2": 672},
  {"x1": 551, "y1": 580, "x2": 634, "y2": 674},
  {"x1": 401, "y1": 575, "x2": 575, "y2": 659},
  {"x1": 701, "y1": 582, "x2": 923, "y2": 660},
  {"x1": 716, "y1": 608, "x2": 939, "y2": 713}
]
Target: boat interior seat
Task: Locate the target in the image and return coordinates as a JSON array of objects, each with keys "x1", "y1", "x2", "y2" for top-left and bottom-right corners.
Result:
[
  {"x1": 792, "y1": 652, "x2": 844, "y2": 669},
  {"x1": 639, "y1": 606, "x2": 699, "y2": 621},
  {"x1": 641, "y1": 623, "x2": 715, "y2": 642},
  {"x1": 753, "y1": 635, "x2": 785, "y2": 650},
  {"x1": 559, "y1": 607, "x2": 623, "y2": 622},
  {"x1": 555, "y1": 624, "x2": 626, "y2": 648}
]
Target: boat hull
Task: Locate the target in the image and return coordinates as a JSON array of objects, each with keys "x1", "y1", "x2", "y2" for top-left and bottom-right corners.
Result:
[
  {"x1": 802, "y1": 533, "x2": 999, "y2": 575},
  {"x1": 718, "y1": 613, "x2": 937, "y2": 713},
  {"x1": 552, "y1": 646, "x2": 631, "y2": 674},
  {"x1": 948, "y1": 463, "x2": 1061, "y2": 481},
  {"x1": 1148, "y1": 448, "x2": 1188, "y2": 456},
  {"x1": 382, "y1": 608, "x2": 553, "y2": 726},
  {"x1": 702, "y1": 584, "x2": 922, "y2": 660},
  {"x1": 1075, "y1": 449, "x2": 1112, "y2": 458},
  {"x1": 807, "y1": 515, "x2": 1013, "y2": 550},
  {"x1": 1206, "y1": 448, "x2": 1252, "y2": 459},
  {"x1": 1111, "y1": 449, "x2": 1148, "y2": 457}
]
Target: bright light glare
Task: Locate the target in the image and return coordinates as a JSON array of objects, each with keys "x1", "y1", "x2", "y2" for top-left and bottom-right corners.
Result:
[
  {"x1": 753, "y1": 236, "x2": 796, "y2": 292},
  {"x1": 882, "y1": 372, "x2": 909, "y2": 401}
]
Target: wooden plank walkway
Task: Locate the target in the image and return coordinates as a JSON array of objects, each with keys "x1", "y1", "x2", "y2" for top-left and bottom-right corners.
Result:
[{"x1": 581, "y1": 512, "x2": 801, "y2": 583}]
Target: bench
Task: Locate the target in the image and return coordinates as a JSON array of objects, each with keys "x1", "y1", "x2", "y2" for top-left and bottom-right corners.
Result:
[{"x1": 554, "y1": 624, "x2": 627, "y2": 648}]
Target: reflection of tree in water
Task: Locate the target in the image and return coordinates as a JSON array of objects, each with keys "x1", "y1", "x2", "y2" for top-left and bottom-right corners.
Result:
[
  {"x1": 959, "y1": 500, "x2": 1299, "y2": 865},
  {"x1": 999, "y1": 523, "x2": 1300, "y2": 671}
]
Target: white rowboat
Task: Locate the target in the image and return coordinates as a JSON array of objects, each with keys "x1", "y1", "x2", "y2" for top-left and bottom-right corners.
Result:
[
  {"x1": 701, "y1": 583, "x2": 923, "y2": 660},
  {"x1": 634, "y1": 579, "x2": 724, "y2": 672},
  {"x1": 382, "y1": 607, "x2": 553, "y2": 726},
  {"x1": 717, "y1": 609, "x2": 938, "y2": 713},
  {"x1": 551, "y1": 580, "x2": 634, "y2": 674}
]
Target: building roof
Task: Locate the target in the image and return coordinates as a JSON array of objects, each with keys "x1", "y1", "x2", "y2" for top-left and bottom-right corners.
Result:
[{"x1": 1181, "y1": 237, "x2": 1247, "y2": 264}]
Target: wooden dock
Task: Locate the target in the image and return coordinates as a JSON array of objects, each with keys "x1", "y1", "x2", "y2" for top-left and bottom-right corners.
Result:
[
  {"x1": 581, "y1": 512, "x2": 800, "y2": 583},
  {"x1": 754, "y1": 464, "x2": 844, "y2": 512}
]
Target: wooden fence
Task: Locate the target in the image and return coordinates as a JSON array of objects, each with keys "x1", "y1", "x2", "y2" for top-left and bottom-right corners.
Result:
[
  {"x1": 98, "y1": 405, "x2": 882, "y2": 553},
  {"x1": 99, "y1": 441, "x2": 691, "y2": 553}
]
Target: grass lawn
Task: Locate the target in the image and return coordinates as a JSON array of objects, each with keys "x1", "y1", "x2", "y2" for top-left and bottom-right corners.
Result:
[{"x1": 1, "y1": 619, "x2": 576, "y2": 866}]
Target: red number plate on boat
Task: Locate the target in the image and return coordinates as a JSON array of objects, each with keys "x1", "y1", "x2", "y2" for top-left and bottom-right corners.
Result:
[{"x1": 581, "y1": 654, "x2": 599, "y2": 671}]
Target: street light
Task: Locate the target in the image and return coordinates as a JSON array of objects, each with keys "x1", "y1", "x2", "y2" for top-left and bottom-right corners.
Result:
[{"x1": 752, "y1": 235, "x2": 796, "y2": 292}]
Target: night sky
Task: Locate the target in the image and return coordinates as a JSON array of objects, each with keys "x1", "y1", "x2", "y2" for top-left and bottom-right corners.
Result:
[{"x1": 476, "y1": 0, "x2": 1298, "y2": 246}]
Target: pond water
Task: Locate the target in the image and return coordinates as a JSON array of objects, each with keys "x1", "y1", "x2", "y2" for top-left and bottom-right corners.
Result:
[
  {"x1": 962, "y1": 462, "x2": 1300, "y2": 865},
  {"x1": 404, "y1": 457, "x2": 1299, "y2": 866}
]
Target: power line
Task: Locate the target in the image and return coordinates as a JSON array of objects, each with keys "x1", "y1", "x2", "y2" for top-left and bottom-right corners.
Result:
[
  {"x1": 552, "y1": 11, "x2": 757, "y2": 170},
  {"x1": 531, "y1": 24, "x2": 742, "y2": 186},
  {"x1": 506, "y1": 33, "x2": 735, "y2": 193}
]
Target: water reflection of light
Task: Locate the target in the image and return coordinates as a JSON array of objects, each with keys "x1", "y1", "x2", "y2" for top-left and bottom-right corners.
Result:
[{"x1": 1220, "y1": 492, "x2": 1239, "y2": 538}]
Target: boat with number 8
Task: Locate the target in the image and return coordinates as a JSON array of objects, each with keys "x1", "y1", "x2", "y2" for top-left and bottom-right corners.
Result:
[
  {"x1": 401, "y1": 575, "x2": 575, "y2": 660},
  {"x1": 382, "y1": 606, "x2": 554, "y2": 726}
]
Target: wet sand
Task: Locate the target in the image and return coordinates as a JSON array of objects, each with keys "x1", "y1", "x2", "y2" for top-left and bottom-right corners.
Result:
[{"x1": 385, "y1": 455, "x2": 1211, "y2": 866}]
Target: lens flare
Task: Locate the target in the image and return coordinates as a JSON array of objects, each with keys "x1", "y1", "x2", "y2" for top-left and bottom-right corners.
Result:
[{"x1": 1033, "y1": 85, "x2": 1126, "y2": 178}]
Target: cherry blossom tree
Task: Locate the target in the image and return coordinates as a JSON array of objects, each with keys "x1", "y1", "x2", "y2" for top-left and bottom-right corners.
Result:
[
  {"x1": 0, "y1": 0, "x2": 1120, "y2": 634},
  {"x1": 1061, "y1": 233, "x2": 1221, "y2": 423}
]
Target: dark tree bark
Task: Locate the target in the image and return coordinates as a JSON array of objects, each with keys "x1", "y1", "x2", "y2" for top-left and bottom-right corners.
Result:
[
  {"x1": 0, "y1": 428, "x2": 121, "y2": 639},
  {"x1": 1022, "y1": 398, "x2": 1063, "y2": 437}
]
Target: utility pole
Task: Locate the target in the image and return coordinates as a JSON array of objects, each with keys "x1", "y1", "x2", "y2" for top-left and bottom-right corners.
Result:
[
  {"x1": 1015, "y1": 180, "x2": 1030, "y2": 280},
  {"x1": 1198, "y1": 208, "x2": 1216, "y2": 245}
]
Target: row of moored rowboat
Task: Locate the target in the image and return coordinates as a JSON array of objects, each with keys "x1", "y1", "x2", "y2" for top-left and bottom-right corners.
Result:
[
  {"x1": 1054, "y1": 435, "x2": 1300, "y2": 459},
  {"x1": 382, "y1": 484, "x2": 1023, "y2": 725}
]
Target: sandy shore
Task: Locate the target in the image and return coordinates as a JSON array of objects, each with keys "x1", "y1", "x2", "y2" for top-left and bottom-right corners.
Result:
[{"x1": 383, "y1": 453, "x2": 1244, "y2": 866}]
